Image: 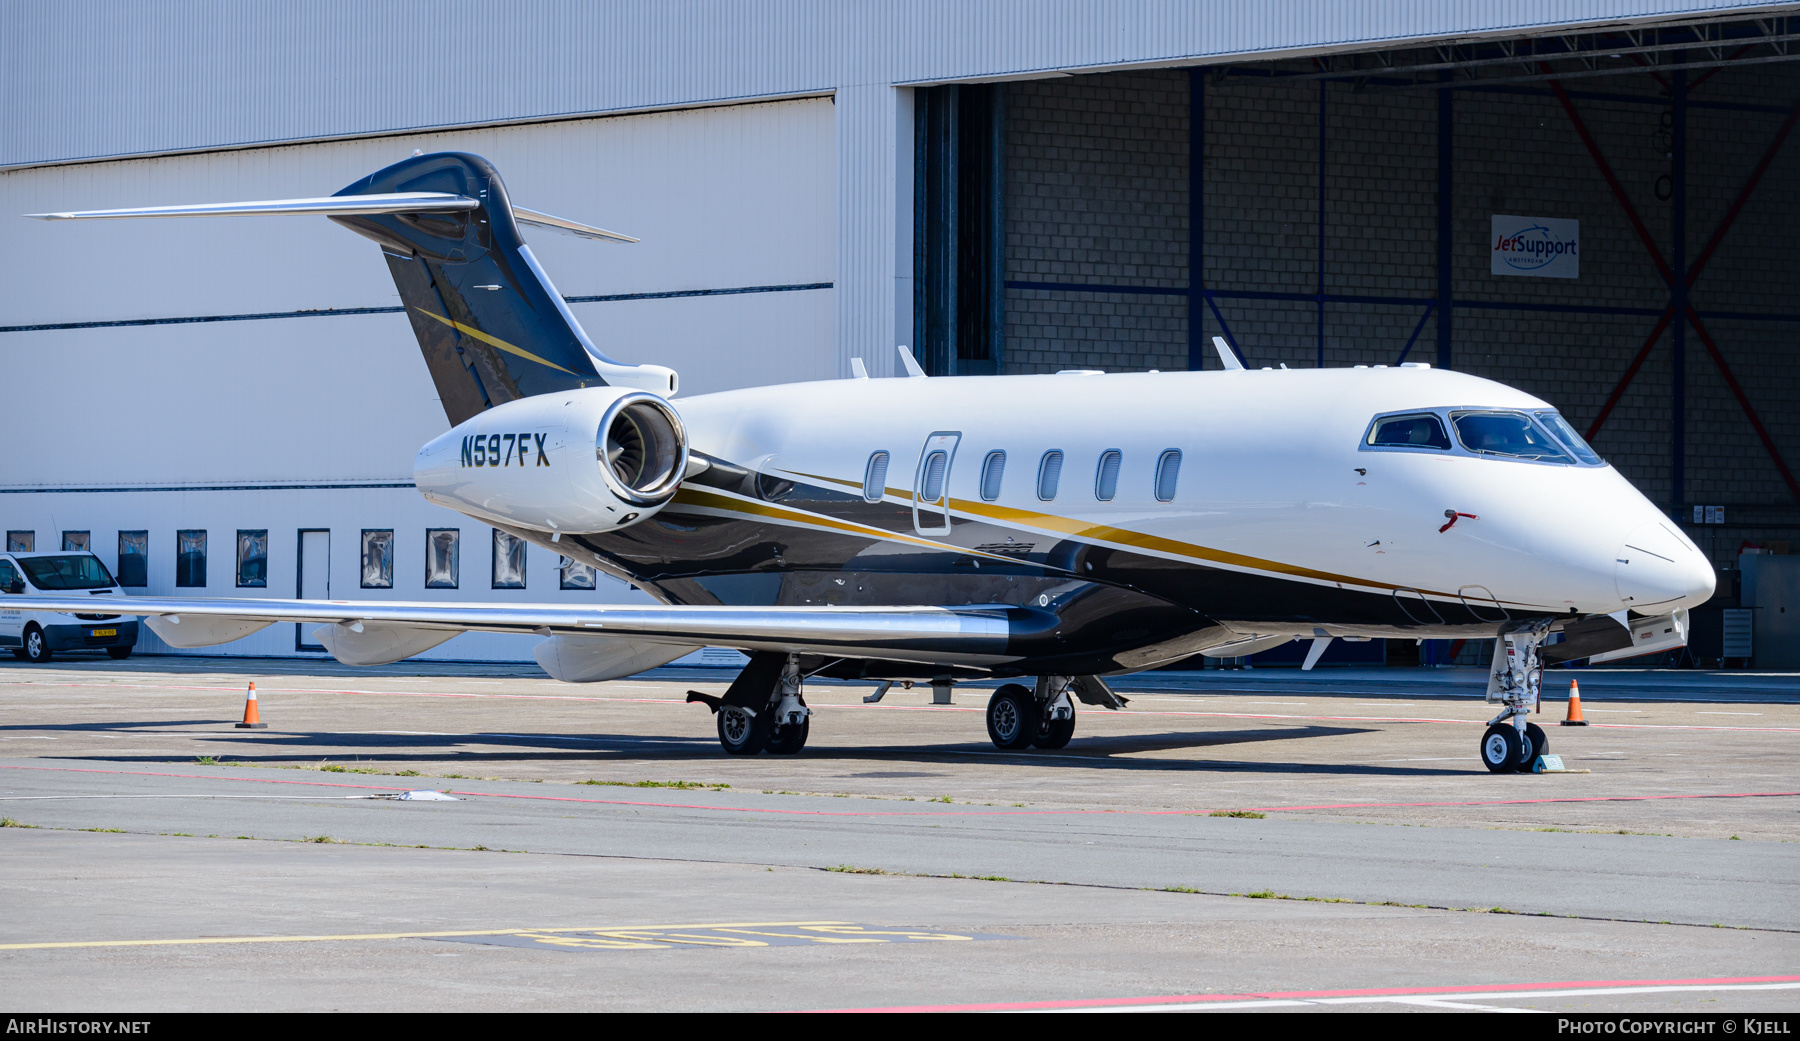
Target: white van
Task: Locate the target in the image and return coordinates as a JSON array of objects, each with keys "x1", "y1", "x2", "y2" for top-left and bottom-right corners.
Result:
[{"x1": 0, "y1": 552, "x2": 139, "y2": 663}]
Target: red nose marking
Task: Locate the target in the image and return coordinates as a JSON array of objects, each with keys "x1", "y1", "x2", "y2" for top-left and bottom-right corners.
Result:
[{"x1": 1439, "y1": 510, "x2": 1479, "y2": 533}]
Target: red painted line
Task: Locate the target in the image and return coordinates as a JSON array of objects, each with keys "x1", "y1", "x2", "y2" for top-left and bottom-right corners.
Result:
[
  {"x1": 1233, "y1": 791, "x2": 1800, "y2": 814},
  {"x1": 803, "y1": 974, "x2": 1800, "y2": 1013}
]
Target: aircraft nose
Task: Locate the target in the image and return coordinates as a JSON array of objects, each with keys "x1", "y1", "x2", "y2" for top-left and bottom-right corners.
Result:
[{"x1": 1615, "y1": 521, "x2": 1715, "y2": 612}]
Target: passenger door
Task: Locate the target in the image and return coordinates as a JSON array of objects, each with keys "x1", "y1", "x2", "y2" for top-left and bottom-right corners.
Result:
[{"x1": 912, "y1": 432, "x2": 961, "y2": 536}]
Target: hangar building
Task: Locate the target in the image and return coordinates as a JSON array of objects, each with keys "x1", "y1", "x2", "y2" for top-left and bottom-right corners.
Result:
[{"x1": 2, "y1": 1, "x2": 1796, "y2": 665}]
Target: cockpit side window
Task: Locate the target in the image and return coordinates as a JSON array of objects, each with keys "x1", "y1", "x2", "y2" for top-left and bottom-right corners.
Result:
[
  {"x1": 1451, "y1": 411, "x2": 1573, "y2": 463},
  {"x1": 1366, "y1": 413, "x2": 1451, "y2": 450},
  {"x1": 1534, "y1": 410, "x2": 1603, "y2": 465}
]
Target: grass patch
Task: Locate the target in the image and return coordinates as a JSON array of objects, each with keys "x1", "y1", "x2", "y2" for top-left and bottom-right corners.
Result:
[
  {"x1": 82, "y1": 828, "x2": 124, "y2": 834},
  {"x1": 1209, "y1": 810, "x2": 1266, "y2": 819},
  {"x1": 305, "y1": 835, "x2": 344, "y2": 844},
  {"x1": 825, "y1": 865, "x2": 892, "y2": 875},
  {"x1": 1162, "y1": 885, "x2": 1201, "y2": 894},
  {"x1": 974, "y1": 875, "x2": 1012, "y2": 882},
  {"x1": 395, "y1": 770, "x2": 420, "y2": 777},
  {"x1": 931, "y1": 796, "x2": 954, "y2": 803},
  {"x1": 1241, "y1": 890, "x2": 1282, "y2": 899},
  {"x1": 578, "y1": 780, "x2": 731, "y2": 791},
  {"x1": 0, "y1": 817, "x2": 34, "y2": 828},
  {"x1": 194, "y1": 756, "x2": 218, "y2": 766}
]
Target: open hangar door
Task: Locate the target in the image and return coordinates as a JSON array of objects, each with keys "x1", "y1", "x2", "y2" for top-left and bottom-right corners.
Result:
[{"x1": 912, "y1": 13, "x2": 1800, "y2": 667}]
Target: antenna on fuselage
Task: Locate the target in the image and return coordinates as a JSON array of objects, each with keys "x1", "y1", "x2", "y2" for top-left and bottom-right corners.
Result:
[
  {"x1": 897, "y1": 344, "x2": 927, "y2": 378},
  {"x1": 1212, "y1": 336, "x2": 1245, "y2": 371}
]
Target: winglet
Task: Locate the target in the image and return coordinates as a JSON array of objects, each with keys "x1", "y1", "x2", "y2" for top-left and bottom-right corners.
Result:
[
  {"x1": 897, "y1": 344, "x2": 927, "y2": 378},
  {"x1": 1212, "y1": 336, "x2": 1245, "y2": 371}
]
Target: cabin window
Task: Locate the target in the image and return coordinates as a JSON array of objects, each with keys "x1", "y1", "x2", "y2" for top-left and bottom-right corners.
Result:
[
  {"x1": 920, "y1": 451, "x2": 949, "y2": 503},
  {"x1": 979, "y1": 451, "x2": 1006, "y2": 501},
  {"x1": 1037, "y1": 451, "x2": 1064, "y2": 501},
  {"x1": 236, "y1": 530, "x2": 268, "y2": 588},
  {"x1": 1452, "y1": 411, "x2": 1573, "y2": 463},
  {"x1": 862, "y1": 452, "x2": 889, "y2": 502},
  {"x1": 360, "y1": 529, "x2": 394, "y2": 588},
  {"x1": 425, "y1": 529, "x2": 459, "y2": 589},
  {"x1": 1094, "y1": 451, "x2": 1122, "y2": 501},
  {"x1": 1367, "y1": 413, "x2": 1451, "y2": 450},
  {"x1": 175, "y1": 530, "x2": 206, "y2": 587},
  {"x1": 492, "y1": 529, "x2": 527, "y2": 589},
  {"x1": 61, "y1": 531, "x2": 90, "y2": 552},
  {"x1": 116, "y1": 531, "x2": 148, "y2": 587},
  {"x1": 1534, "y1": 410, "x2": 1603, "y2": 465},
  {"x1": 1155, "y1": 450, "x2": 1181, "y2": 502}
]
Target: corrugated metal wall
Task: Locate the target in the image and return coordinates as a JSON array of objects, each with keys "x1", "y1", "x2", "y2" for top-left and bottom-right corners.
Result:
[{"x1": 2, "y1": 0, "x2": 1773, "y2": 168}]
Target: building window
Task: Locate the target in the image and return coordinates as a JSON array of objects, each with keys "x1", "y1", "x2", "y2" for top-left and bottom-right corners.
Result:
[
  {"x1": 1094, "y1": 450, "x2": 1122, "y2": 501},
  {"x1": 117, "y1": 531, "x2": 148, "y2": 587},
  {"x1": 862, "y1": 451, "x2": 889, "y2": 502},
  {"x1": 236, "y1": 530, "x2": 268, "y2": 588},
  {"x1": 492, "y1": 529, "x2": 527, "y2": 589},
  {"x1": 561, "y1": 556, "x2": 597, "y2": 590},
  {"x1": 979, "y1": 451, "x2": 1006, "y2": 501},
  {"x1": 360, "y1": 529, "x2": 394, "y2": 589},
  {"x1": 425, "y1": 529, "x2": 459, "y2": 589},
  {"x1": 7, "y1": 531, "x2": 33, "y2": 553},
  {"x1": 175, "y1": 530, "x2": 207, "y2": 587},
  {"x1": 62, "y1": 531, "x2": 90, "y2": 552},
  {"x1": 1036, "y1": 451, "x2": 1063, "y2": 501},
  {"x1": 1155, "y1": 450, "x2": 1182, "y2": 502}
]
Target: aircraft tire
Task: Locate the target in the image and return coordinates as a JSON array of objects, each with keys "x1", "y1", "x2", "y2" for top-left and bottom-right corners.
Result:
[
  {"x1": 1032, "y1": 707, "x2": 1075, "y2": 749},
  {"x1": 718, "y1": 705, "x2": 770, "y2": 755},
  {"x1": 1479, "y1": 723, "x2": 1521, "y2": 774},
  {"x1": 986, "y1": 684, "x2": 1038, "y2": 750},
  {"x1": 766, "y1": 718, "x2": 809, "y2": 755},
  {"x1": 1516, "y1": 722, "x2": 1547, "y2": 772}
]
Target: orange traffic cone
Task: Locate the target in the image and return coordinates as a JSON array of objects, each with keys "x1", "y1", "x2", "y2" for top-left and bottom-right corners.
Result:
[
  {"x1": 1560, "y1": 678, "x2": 1588, "y2": 726},
  {"x1": 235, "y1": 682, "x2": 268, "y2": 729}
]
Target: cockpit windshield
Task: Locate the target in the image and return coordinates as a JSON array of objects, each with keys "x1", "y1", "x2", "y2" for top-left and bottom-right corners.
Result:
[
  {"x1": 1533, "y1": 410, "x2": 1604, "y2": 465},
  {"x1": 1367, "y1": 413, "x2": 1452, "y2": 450},
  {"x1": 1451, "y1": 411, "x2": 1574, "y2": 463}
]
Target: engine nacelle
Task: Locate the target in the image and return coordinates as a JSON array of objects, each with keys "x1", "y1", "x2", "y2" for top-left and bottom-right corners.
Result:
[{"x1": 414, "y1": 387, "x2": 688, "y2": 535}]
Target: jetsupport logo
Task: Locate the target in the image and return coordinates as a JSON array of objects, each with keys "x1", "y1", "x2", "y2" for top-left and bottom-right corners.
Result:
[{"x1": 1492, "y1": 214, "x2": 1580, "y2": 279}]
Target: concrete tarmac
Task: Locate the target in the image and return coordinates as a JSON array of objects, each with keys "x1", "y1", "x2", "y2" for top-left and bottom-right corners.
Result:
[{"x1": 1, "y1": 657, "x2": 1797, "y2": 1012}]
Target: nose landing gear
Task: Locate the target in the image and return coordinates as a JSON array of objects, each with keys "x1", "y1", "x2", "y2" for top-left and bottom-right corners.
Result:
[{"x1": 1481, "y1": 626, "x2": 1552, "y2": 773}]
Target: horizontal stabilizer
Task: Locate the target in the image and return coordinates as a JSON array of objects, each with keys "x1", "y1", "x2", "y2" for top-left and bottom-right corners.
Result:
[
  {"x1": 513, "y1": 206, "x2": 638, "y2": 243},
  {"x1": 26, "y1": 192, "x2": 478, "y2": 221}
]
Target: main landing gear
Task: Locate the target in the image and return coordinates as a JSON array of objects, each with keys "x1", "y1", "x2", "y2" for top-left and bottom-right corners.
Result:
[
  {"x1": 688, "y1": 652, "x2": 811, "y2": 756},
  {"x1": 985, "y1": 675, "x2": 1119, "y2": 751},
  {"x1": 1480, "y1": 626, "x2": 1551, "y2": 773}
]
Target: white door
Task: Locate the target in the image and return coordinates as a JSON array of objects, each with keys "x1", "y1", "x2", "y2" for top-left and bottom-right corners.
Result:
[
  {"x1": 0, "y1": 559, "x2": 22, "y2": 648},
  {"x1": 297, "y1": 530, "x2": 330, "y2": 651},
  {"x1": 912, "y1": 432, "x2": 961, "y2": 536}
]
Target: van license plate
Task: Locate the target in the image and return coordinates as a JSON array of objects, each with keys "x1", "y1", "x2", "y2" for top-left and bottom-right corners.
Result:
[{"x1": 89, "y1": 629, "x2": 116, "y2": 637}]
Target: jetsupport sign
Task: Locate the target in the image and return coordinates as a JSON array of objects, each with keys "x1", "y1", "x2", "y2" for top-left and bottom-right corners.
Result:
[{"x1": 1491, "y1": 215, "x2": 1580, "y2": 278}]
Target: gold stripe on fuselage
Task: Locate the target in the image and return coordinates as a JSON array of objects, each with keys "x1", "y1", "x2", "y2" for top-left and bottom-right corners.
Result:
[
  {"x1": 669, "y1": 486, "x2": 1035, "y2": 567},
  {"x1": 786, "y1": 468, "x2": 1472, "y2": 602}
]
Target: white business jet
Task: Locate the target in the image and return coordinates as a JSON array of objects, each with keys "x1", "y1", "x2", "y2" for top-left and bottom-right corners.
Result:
[{"x1": 20, "y1": 152, "x2": 1713, "y2": 770}]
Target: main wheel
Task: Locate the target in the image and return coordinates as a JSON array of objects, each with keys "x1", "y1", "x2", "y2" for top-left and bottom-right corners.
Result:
[
  {"x1": 765, "y1": 717, "x2": 810, "y2": 755},
  {"x1": 22, "y1": 626, "x2": 51, "y2": 664},
  {"x1": 1480, "y1": 723, "x2": 1521, "y2": 774},
  {"x1": 1521, "y1": 722, "x2": 1547, "y2": 768},
  {"x1": 717, "y1": 705, "x2": 770, "y2": 755},
  {"x1": 986, "y1": 684, "x2": 1038, "y2": 750},
  {"x1": 106, "y1": 646, "x2": 132, "y2": 661},
  {"x1": 1032, "y1": 703, "x2": 1076, "y2": 749}
]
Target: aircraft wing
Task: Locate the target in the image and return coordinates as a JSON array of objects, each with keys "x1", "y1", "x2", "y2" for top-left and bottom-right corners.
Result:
[{"x1": 7, "y1": 594, "x2": 1058, "y2": 673}]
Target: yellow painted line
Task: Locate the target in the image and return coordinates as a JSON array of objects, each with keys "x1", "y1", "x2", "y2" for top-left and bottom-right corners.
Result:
[
  {"x1": 413, "y1": 307, "x2": 583, "y2": 376},
  {"x1": 0, "y1": 920, "x2": 858, "y2": 952}
]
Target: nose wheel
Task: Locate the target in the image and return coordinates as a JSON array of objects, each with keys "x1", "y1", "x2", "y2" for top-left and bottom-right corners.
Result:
[{"x1": 1481, "y1": 628, "x2": 1552, "y2": 773}]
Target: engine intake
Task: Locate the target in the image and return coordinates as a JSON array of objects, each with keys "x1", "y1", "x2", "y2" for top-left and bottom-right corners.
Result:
[{"x1": 413, "y1": 387, "x2": 689, "y2": 534}]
